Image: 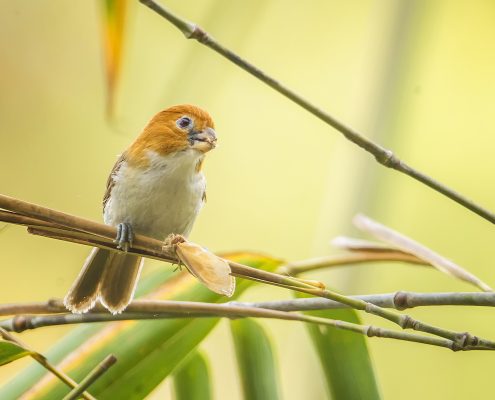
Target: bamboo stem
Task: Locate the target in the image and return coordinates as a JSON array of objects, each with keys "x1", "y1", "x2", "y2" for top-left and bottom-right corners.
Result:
[{"x1": 0, "y1": 305, "x2": 464, "y2": 351}]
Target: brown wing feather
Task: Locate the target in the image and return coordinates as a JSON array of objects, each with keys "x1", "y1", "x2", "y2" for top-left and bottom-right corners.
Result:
[{"x1": 102, "y1": 152, "x2": 127, "y2": 212}]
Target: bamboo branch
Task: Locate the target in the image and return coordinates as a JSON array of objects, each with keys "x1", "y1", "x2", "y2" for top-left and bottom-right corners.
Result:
[
  {"x1": 139, "y1": 0, "x2": 495, "y2": 225},
  {"x1": 0, "y1": 328, "x2": 96, "y2": 400},
  {"x1": 0, "y1": 303, "x2": 468, "y2": 351},
  {"x1": 2, "y1": 291, "x2": 495, "y2": 317},
  {"x1": 1, "y1": 193, "x2": 494, "y2": 350},
  {"x1": 61, "y1": 355, "x2": 116, "y2": 400}
]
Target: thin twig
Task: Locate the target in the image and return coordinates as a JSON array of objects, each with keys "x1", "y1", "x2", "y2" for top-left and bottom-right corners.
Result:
[
  {"x1": 139, "y1": 0, "x2": 495, "y2": 225},
  {"x1": 61, "y1": 354, "x2": 117, "y2": 400},
  {"x1": 0, "y1": 304, "x2": 467, "y2": 351},
  {"x1": 0, "y1": 194, "x2": 493, "y2": 350},
  {"x1": 280, "y1": 252, "x2": 428, "y2": 276},
  {"x1": 0, "y1": 328, "x2": 96, "y2": 400}
]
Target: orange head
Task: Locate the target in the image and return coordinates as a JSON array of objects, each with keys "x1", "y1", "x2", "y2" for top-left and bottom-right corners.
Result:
[{"x1": 127, "y1": 104, "x2": 217, "y2": 166}]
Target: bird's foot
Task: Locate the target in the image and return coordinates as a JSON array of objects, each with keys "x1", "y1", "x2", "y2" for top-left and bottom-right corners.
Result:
[
  {"x1": 114, "y1": 222, "x2": 134, "y2": 251},
  {"x1": 163, "y1": 233, "x2": 187, "y2": 248},
  {"x1": 163, "y1": 234, "x2": 187, "y2": 271}
]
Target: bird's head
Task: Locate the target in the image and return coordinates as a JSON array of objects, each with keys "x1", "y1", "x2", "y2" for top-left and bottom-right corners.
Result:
[{"x1": 128, "y1": 104, "x2": 217, "y2": 165}]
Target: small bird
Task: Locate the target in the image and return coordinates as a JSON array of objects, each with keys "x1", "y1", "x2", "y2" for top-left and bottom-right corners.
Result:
[{"x1": 64, "y1": 104, "x2": 217, "y2": 314}]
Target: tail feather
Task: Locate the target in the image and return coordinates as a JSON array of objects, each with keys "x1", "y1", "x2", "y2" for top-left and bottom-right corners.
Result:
[
  {"x1": 99, "y1": 253, "x2": 143, "y2": 314},
  {"x1": 64, "y1": 248, "x2": 112, "y2": 313},
  {"x1": 64, "y1": 248, "x2": 142, "y2": 314}
]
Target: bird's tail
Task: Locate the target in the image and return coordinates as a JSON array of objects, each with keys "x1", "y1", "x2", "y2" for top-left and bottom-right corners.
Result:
[{"x1": 64, "y1": 247, "x2": 143, "y2": 314}]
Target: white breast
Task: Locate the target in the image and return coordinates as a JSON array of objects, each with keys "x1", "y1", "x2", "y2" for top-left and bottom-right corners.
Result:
[{"x1": 103, "y1": 149, "x2": 206, "y2": 240}]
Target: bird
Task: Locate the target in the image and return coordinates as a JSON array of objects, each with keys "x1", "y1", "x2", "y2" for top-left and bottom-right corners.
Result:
[{"x1": 64, "y1": 104, "x2": 217, "y2": 314}]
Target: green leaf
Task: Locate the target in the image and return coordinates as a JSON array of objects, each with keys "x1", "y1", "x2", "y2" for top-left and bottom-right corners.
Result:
[
  {"x1": 1, "y1": 253, "x2": 282, "y2": 399},
  {"x1": 173, "y1": 350, "x2": 212, "y2": 400},
  {"x1": 297, "y1": 293, "x2": 381, "y2": 400},
  {"x1": 231, "y1": 319, "x2": 280, "y2": 400},
  {"x1": 0, "y1": 340, "x2": 33, "y2": 366}
]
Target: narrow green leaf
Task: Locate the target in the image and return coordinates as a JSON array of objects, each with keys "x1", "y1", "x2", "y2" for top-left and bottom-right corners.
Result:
[
  {"x1": 231, "y1": 319, "x2": 280, "y2": 400},
  {"x1": 173, "y1": 350, "x2": 212, "y2": 400},
  {"x1": 1, "y1": 253, "x2": 282, "y2": 399},
  {"x1": 0, "y1": 340, "x2": 33, "y2": 366},
  {"x1": 297, "y1": 293, "x2": 381, "y2": 400}
]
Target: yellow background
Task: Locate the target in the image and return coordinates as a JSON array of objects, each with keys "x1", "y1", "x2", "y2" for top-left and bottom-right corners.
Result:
[{"x1": 1, "y1": 1, "x2": 494, "y2": 399}]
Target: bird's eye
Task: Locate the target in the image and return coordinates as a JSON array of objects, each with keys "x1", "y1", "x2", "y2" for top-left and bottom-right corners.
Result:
[{"x1": 177, "y1": 116, "x2": 193, "y2": 130}]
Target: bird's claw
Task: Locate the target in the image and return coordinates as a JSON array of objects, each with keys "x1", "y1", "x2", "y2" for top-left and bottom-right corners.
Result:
[
  {"x1": 114, "y1": 222, "x2": 134, "y2": 251},
  {"x1": 163, "y1": 233, "x2": 186, "y2": 248}
]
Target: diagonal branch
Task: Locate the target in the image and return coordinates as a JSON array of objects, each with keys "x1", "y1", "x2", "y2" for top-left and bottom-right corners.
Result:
[
  {"x1": 61, "y1": 355, "x2": 116, "y2": 400},
  {"x1": 139, "y1": 0, "x2": 495, "y2": 225}
]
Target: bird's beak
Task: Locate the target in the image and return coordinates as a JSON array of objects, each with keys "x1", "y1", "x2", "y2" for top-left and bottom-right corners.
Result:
[{"x1": 189, "y1": 127, "x2": 217, "y2": 153}]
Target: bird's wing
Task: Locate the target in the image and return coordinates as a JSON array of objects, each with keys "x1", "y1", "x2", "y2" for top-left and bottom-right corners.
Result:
[{"x1": 102, "y1": 152, "x2": 127, "y2": 211}]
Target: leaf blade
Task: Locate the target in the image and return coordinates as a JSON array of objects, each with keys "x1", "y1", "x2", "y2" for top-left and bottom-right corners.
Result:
[
  {"x1": 297, "y1": 292, "x2": 382, "y2": 400},
  {"x1": 0, "y1": 340, "x2": 33, "y2": 366},
  {"x1": 230, "y1": 319, "x2": 280, "y2": 400},
  {"x1": 173, "y1": 350, "x2": 212, "y2": 400}
]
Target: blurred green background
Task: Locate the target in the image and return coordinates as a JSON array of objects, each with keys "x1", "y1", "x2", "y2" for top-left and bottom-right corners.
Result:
[{"x1": 1, "y1": 0, "x2": 494, "y2": 398}]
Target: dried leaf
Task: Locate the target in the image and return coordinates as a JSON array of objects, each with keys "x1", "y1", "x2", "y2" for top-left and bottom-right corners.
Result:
[
  {"x1": 101, "y1": 0, "x2": 127, "y2": 117},
  {"x1": 176, "y1": 241, "x2": 236, "y2": 297},
  {"x1": 353, "y1": 214, "x2": 493, "y2": 292}
]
